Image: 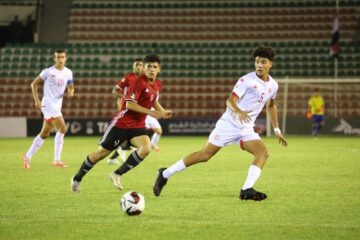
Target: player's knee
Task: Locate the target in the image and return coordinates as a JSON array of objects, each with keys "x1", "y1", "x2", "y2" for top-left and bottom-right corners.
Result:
[
  {"x1": 199, "y1": 151, "x2": 213, "y2": 162},
  {"x1": 58, "y1": 127, "x2": 66, "y2": 134},
  {"x1": 39, "y1": 134, "x2": 48, "y2": 139},
  {"x1": 154, "y1": 128, "x2": 162, "y2": 135},
  {"x1": 91, "y1": 148, "x2": 110, "y2": 162},
  {"x1": 138, "y1": 144, "x2": 151, "y2": 157},
  {"x1": 39, "y1": 132, "x2": 50, "y2": 139},
  {"x1": 259, "y1": 149, "x2": 269, "y2": 161}
]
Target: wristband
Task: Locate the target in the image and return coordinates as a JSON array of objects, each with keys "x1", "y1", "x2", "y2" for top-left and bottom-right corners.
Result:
[{"x1": 274, "y1": 127, "x2": 281, "y2": 135}]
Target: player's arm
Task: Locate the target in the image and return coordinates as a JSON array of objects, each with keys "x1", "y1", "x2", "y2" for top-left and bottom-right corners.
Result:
[
  {"x1": 30, "y1": 76, "x2": 42, "y2": 109},
  {"x1": 226, "y1": 93, "x2": 251, "y2": 124},
  {"x1": 266, "y1": 99, "x2": 288, "y2": 146},
  {"x1": 307, "y1": 99, "x2": 312, "y2": 112},
  {"x1": 153, "y1": 100, "x2": 173, "y2": 119},
  {"x1": 67, "y1": 80, "x2": 74, "y2": 97},
  {"x1": 126, "y1": 101, "x2": 163, "y2": 119}
]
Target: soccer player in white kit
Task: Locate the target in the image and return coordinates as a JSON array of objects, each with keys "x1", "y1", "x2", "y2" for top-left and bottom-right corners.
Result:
[
  {"x1": 145, "y1": 114, "x2": 162, "y2": 151},
  {"x1": 153, "y1": 45, "x2": 288, "y2": 201},
  {"x1": 22, "y1": 49, "x2": 74, "y2": 169}
]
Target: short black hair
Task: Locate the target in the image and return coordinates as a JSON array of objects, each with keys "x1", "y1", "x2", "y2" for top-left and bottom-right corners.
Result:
[
  {"x1": 133, "y1": 58, "x2": 143, "y2": 62},
  {"x1": 252, "y1": 45, "x2": 275, "y2": 61},
  {"x1": 55, "y1": 49, "x2": 66, "y2": 54},
  {"x1": 144, "y1": 55, "x2": 161, "y2": 64}
]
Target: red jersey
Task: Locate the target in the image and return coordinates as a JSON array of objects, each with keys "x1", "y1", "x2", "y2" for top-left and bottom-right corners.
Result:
[
  {"x1": 112, "y1": 75, "x2": 162, "y2": 129},
  {"x1": 117, "y1": 72, "x2": 137, "y2": 95}
]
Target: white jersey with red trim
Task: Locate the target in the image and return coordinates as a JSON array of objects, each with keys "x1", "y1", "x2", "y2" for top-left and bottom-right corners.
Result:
[
  {"x1": 39, "y1": 65, "x2": 73, "y2": 110},
  {"x1": 220, "y1": 71, "x2": 278, "y2": 129}
]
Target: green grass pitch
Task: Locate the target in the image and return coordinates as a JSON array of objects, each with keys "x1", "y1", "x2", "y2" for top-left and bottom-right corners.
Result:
[{"x1": 1, "y1": 136, "x2": 360, "y2": 240}]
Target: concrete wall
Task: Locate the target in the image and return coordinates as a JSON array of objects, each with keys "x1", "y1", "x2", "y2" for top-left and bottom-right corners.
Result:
[
  {"x1": 39, "y1": 0, "x2": 72, "y2": 43},
  {"x1": 0, "y1": 117, "x2": 27, "y2": 137}
]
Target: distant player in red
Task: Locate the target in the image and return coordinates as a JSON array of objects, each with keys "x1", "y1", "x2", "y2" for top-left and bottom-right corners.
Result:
[
  {"x1": 107, "y1": 59, "x2": 144, "y2": 165},
  {"x1": 71, "y1": 55, "x2": 173, "y2": 193},
  {"x1": 113, "y1": 58, "x2": 143, "y2": 111}
]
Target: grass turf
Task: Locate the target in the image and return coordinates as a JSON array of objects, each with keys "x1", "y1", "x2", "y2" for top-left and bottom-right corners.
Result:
[{"x1": 0, "y1": 136, "x2": 359, "y2": 240}]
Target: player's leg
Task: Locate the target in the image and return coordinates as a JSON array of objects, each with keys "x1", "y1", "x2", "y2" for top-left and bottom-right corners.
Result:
[
  {"x1": 153, "y1": 141, "x2": 221, "y2": 196},
  {"x1": 113, "y1": 134, "x2": 151, "y2": 176},
  {"x1": 51, "y1": 116, "x2": 68, "y2": 167},
  {"x1": 240, "y1": 139, "x2": 269, "y2": 201},
  {"x1": 71, "y1": 126, "x2": 122, "y2": 192},
  {"x1": 109, "y1": 133, "x2": 151, "y2": 190},
  {"x1": 150, "y1": 127, "x2": 162, "y2": 151},
  {"x1": 71, "y1": 147, "x2": 112, "y2": 192},
  {"x1": 317, "y1": 115, "x2": 324, "y2": 135},
  {"x1": 146, "y1": 115, "x2": 162, "y2": 151},
  {"x1": 312, "y1": 115, "x2": 320, "y2": 136},
  {"x1": 107, "y1": 147, "x2": 122, "y2": 165},
  {"x1": 22, "y1": 119, "x2": 53, "y2": 169}
]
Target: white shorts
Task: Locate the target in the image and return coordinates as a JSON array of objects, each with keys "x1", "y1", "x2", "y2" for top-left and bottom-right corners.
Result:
[
  {"x1": 145, "y1": 115, "x2": 161, "y2": 129},
  {"x1": 208, "y1": 118, "x2": 260, "y2": 147},
  {"x1": 41, "y1": 103, "x2": 62, "y2": 122}
]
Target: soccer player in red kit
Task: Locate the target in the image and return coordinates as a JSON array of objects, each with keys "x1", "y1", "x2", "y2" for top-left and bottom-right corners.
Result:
[
  {"x1": 107, "y1": 58, "x2": 144, "y2": 165},
  {"x1": 113, "y1": 58, "x2": 143, "y2": 111},
  {"x1": 71, "y1": 55, "x2": 172, "y2": 193}
]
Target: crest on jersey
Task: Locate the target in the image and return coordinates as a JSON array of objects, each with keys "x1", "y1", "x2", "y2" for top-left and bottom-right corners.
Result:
[
  {"x1": 268, "y1": 88, "x2": 272, "y2": 93},
  {"x1": 145, "y1": 88, "x2": 149, "y2": 93},
  {"x1": 130, "y1": 93, "x2": 136, "y2": 99}
]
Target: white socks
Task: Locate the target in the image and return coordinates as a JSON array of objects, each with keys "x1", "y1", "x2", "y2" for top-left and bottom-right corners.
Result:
[
  {"x1": 151, "y1": 133, "x2": 161, "y2": 147},
  {"x1": 25, "y1": 135, "x2": 45, "y2": 160},
  {"x1": 54, "y1": 132, "x2": 64, "y2": 161},
  {"x1": 242, "y1": 165, "x2": 262, "y2": 190},
  {"x1": 162, "y1": 159, "x2": 186, "y2": 179}
]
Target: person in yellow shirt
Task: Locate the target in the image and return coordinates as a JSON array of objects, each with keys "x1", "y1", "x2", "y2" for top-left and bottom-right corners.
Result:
[{"x1": 308, "y1": 89, "x2": 325, "y2": 136}]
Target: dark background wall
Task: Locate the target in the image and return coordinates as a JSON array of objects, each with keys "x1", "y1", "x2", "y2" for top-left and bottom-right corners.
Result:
[{"x1": 39, "y1": 0, "x2": 72, "y2": 43}]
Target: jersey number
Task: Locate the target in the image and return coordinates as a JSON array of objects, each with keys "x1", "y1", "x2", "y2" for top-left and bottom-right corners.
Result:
[
  {"x1": 258, "y1": 92, "x2": 265, "y2": 103},
  {"x1": 57, "y1": 79, "x2": 65, "y2": 86}
]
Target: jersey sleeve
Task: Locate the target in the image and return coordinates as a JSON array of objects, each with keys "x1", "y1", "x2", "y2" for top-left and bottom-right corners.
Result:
[
  {"x1": 123, "y1": 78, "x2": 144, "y2": 103},
  {"x1": 117, "y1": 77, "x2": 125, "y2": 88},
  {"x1": 116, "y1": 77, "x2": 126, "y2": 94},
  {"x1": 232, "y1": 78, "x2": 247, "y2": 98},
  {"x1": 39, "y1": 68, "x2": 48, "y2": 81},
  {"x1": 270, "y1": 81, "x2": 278, "y2": 100},
  {"x1": 117, "y1": 74, "x2": 133, "y2": 94},
  {"x1": 67, "y1": 70, "x2": 73, "y2": 85},
  {"x1": 308, "y1": 97, "x2": 313, "y2": 106}
]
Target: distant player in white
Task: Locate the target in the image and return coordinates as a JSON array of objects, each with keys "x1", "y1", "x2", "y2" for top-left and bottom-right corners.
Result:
[
  {"x1": 153, "y1": 45, "x2": 288, "y2": 201},
  {"x1": 22, "y1": 49, "x2": 74, "y2": 169},
  {"x1": 145, "y1": 114, "x2": 162, "y2": 151}
]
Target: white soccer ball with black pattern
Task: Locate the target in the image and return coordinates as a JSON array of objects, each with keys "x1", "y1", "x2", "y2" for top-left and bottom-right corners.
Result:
[{"x1": 120, "y1": 191, "x2": 145, "y2": 215}]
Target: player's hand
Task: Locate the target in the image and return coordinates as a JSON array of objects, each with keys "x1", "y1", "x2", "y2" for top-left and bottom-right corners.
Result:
[
  {"x1": 236, "y1": 110, "x2": 252, "y2": 124},
  {"x1": 275, "y1": 132, "x2": 288, "y2": 147},
  {"x1": 162, "y1": 109, "x2": 173, "y2": 119},
  {"x1": 68, "y1": 89, "x2": 75, "y2": 97}
]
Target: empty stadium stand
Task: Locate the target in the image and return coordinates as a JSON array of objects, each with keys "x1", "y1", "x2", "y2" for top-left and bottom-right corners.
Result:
[{"x1": 0, "y1": 0, "x2": 359, "y2": 118}]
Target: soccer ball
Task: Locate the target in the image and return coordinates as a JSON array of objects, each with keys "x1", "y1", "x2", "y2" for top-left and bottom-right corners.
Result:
[{"x1": 120, "y1": 191, "x2": 145, "y2": 216}]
